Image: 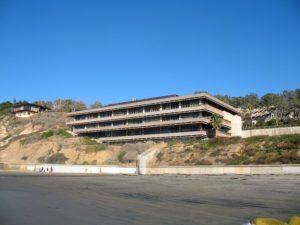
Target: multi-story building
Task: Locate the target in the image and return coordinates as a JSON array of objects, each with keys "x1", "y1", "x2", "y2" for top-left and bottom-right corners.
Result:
[{"x1": 66, "y1": 93, "x2": 242, "y2": 143}]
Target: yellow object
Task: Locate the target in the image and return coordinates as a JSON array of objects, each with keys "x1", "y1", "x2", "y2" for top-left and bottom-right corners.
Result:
[
  {"x1": 252, "y1": 217, "x2": 300, "y2": 225},
  {"x1": 252, "y1": 218, "x2": 288, "y2": 225},
  {"x1": 288, "y1": 216, "x2": 300, "y2": 225}
]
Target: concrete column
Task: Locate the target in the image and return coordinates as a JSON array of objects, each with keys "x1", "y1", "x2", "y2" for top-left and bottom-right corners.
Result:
[
  {"x1": 160, "y1": 104, "x2": 162, "y2": 111},
  {"x1": 179, "y1": 102, "x2": 182, "y2": 109}
]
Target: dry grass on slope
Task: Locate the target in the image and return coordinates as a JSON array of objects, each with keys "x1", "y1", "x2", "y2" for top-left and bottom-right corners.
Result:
[{"x1": 152, "y1": 135, "x2": 300, "y2": 166}]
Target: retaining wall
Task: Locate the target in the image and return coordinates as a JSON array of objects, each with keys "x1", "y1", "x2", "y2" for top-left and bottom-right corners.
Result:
[
  {"x1": 242, "y1": 126, "x2": 300, "y2": 138},
  {"x1": 1, "y1": 163, "x2": 137, "y2": 175},
  {"x1": 1, "y1": 163, "x2": 300, "y2": 175},
  {"x1": 144, "y1": 165, "x2": 300, "y2": 175}
]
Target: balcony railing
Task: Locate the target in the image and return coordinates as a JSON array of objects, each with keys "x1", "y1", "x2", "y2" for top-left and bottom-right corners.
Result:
[
  {"x1": 97, "y1": 130, "x2": 207, "y2": 142},
  {"x1": 67, "y1": 105, "x2": 224, "y2": 125},
  {"x1": 73, "y1": 117, "x2": 211, "y2": 133}
]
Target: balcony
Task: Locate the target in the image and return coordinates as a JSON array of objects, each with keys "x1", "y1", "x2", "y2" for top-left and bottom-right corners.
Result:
[
  {"x1": 97, "y1": 130, "x2": 207, "y2": 142},
  {"x1": 67, "y1": 105, "x2": 224, "y2": 126},
  {"x1": 72, "y1": 117, "x2": 211, "y2": 133}
]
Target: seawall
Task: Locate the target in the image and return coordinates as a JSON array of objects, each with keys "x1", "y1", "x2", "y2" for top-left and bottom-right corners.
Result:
[{"x1": 1, "y1": 163, "x2": 300, "y2": 175}]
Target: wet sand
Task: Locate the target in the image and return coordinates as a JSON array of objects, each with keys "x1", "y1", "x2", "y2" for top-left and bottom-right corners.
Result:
[{"x1": 0, "y1": 172, "x2": 299, "y2": 225}]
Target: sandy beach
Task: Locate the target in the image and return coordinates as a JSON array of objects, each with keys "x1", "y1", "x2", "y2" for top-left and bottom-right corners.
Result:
[{"x1": 0, "y1": 172, "x2": 299, "y2": 225}]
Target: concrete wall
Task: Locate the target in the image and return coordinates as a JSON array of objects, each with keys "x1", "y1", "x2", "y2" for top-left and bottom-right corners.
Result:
[
  {"x1": 2, "y1": 163, "x2": 300, "y2": 175},
  {"x1": 137, "y1": 149, "x2": 158, "y2": 175},
  {"x1": 242, "y1": 126, "x2": 300, "y2": 138},
  {"x1": 34, "y1": 165, "x2": 137, "y2": 174},
  {"x1": 1, "y1": 163, "x2": 137, "y2": 174},
  {"x1": 223, "y1": 111, "x2": 242, "y2": 136},
  {"x1": 145, "y1": 165, "x2": 300, "y2": 175}
]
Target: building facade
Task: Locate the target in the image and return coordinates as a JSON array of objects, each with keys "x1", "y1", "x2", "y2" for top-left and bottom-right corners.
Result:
[
  {"x1": 12, "y1": 104, "x2": 48, "y2": 118},
  {"x1": 67, "y1": 93, "x2": 242, "y2": 142}
]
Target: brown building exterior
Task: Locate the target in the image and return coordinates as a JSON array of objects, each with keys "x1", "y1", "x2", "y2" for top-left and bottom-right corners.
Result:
[
  {"x1": 12, "y1": 104, "x2": 48, "y2": 118},
  {"x1": 66, "y1": 93, "x2": 242, "y2": 143}
]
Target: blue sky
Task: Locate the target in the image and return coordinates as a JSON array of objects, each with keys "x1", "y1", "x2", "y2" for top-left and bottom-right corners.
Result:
[{"x1": 0, "y1": 0, "x2": 299, "y2": 107}]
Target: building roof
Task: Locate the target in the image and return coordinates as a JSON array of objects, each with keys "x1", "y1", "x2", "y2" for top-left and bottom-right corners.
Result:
[
  {"x1": 12, "y1": 103, "x2": 49, "y2": 110},
  {"x1": 106, "y1": 95, "x2": 178, "y2": 107},
  {"x1": 67, "y1": 93, "x2": 240, "y2": 116}
]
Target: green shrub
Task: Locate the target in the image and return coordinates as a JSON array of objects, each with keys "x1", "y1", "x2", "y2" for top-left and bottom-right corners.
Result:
[
  {"x1": 75, "y1": 136, "x2": 99, "y2": 146},
  {"x1": 193, "y1": 143, "x2": 201, "y2": 149},
  {"x1": 184, "y1": 148, "x2": 193, "y2": 154},
  {"x1": 95, "y1": 144, "x2": 106, "y2": 152},
  {"x1": 229, "y1": 156, "x2": 246, "y2": 165},
  {"x1": 168, "y1": 140, "x2": 178, "y2": 146},
  {"x1": 82, "y1": 161, "x2": 89, "y2": 165},
  {"x1": 20, "y1": 138, "x2": 28, "y2": 145},
  {"x1": 200, "y1": 141, "x2": 216, "y2": 151},
  {"x1": 57, "y1": 128, "x2": 72, "y2": 138},
  {"x1": 45, "y1": 153, "x2": 68, "y2": 164},
  {"x1": 41, "y1": 130, "x2": 54, "y2": 138},
  {"x1": 244, "y1": 135, "x2": 269, "y2": 144},
  {"x1": 1, "y1": 134, "x2": 11, "y2": 141},
  {"x1": 21, "y1": 156, "x2": 28, "y2": 160},
  {"x1": 195, "y1": 159, "x2": 212, "y2": 165},
  {"x1": 156, "y1": 152, "x2": 163, "y2": 161},
  {"x1": 38, "y1": 156, "x2": 45, "y2": 163},
  {"x1": 118, "y1": 151, "x2": 126, "y2": 162}
]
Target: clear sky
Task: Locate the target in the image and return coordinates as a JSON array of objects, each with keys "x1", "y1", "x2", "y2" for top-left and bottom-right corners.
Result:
[{"x1": 0, "y1": 0, "x2": 299, "y2": 107}]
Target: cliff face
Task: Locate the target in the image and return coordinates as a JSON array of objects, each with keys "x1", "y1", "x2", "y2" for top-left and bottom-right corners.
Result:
[{"x1": 0, "y1": 113, "x2": 121, "y2": 165}]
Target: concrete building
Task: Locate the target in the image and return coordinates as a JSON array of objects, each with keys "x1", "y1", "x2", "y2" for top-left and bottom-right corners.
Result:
[
  {"x1": 12, "y1": 104, "x2": 48, "y2": 118},
  {"x1": 67, "y1": 93, "x2": 242, "y2": 142}
]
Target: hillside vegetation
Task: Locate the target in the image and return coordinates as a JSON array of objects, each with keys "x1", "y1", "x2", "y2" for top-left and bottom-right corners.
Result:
[{"x1": 151, "y1": 135, "x2": 300, "y2": 166}]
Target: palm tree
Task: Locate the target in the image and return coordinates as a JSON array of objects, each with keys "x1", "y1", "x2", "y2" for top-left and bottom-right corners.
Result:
[{"x1": 211, "y1": 113, "x2": 223, "y2": 137}]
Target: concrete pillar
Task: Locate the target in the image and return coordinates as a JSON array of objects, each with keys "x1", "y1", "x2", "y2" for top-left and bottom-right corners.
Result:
[{"x1": 179, "y1": 102, "x2": 182, "y2": 109}]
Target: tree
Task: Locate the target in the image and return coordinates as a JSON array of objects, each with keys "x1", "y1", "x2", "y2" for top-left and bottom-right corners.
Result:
[
  {"x1": 214, "y1": 95, "x2": 233, "y2": 105},
  {"x1": 90, "y1": 101, "x2": 103, "y2": 109},
  {"x1": 210, "y1": 113, "x2": 223, "y2": 136},
  {"x1": 52, "y1": 99, "x2": 87, "y2": 112}
]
